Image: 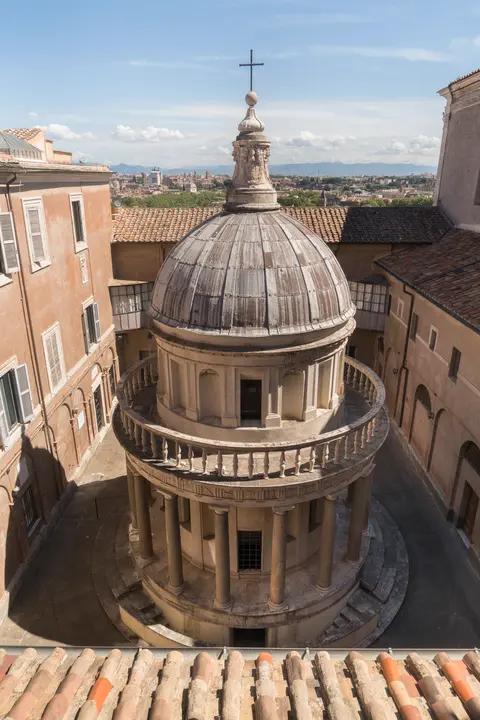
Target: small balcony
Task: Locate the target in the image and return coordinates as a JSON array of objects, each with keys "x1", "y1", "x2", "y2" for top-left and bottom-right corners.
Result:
[{"x1": 113, "y1": 355, "x2": 389, "y2": 499}]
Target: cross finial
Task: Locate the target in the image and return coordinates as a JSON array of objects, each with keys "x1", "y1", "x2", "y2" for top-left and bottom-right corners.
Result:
[{"x1": 239, "y1": 49, "x2": 264, "y2": 92}]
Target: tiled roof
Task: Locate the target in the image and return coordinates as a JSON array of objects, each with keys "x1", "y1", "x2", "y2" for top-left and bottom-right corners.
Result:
[
  {"x1": 376, "y1": 228, "x2": 480, "y2": 333},
  {"x1": 1, "y1": 128, "x2": 42, "y2": 141},
  {"x1": 0, "y1": 647, "x2": 479, "y2": 718},
  {"x1": 112, "y1": 206, "x2": 451, "y2": 245}
]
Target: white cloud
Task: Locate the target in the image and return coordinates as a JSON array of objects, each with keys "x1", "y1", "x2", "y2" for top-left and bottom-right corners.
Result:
[
  {"x1": 408, "y1": 135, "x2": 441, "y2": 155},
  {"x1": 42, "y1": 124, "x2": 97, "y2": 141},
  {"x1": 217, "y1": 146, "x2": 231, "y2": 155},
  {"x1": 28, "y1": 111, "x2": 38, "y2": 119},
  {"x1": 273, "y1": 12, "x2": 367, "y2": 26},
  {"x1": 125, "y1": 59, "x2": 214, "y2": 70},
  {"x1": 311, "y1": 45, "x2": 445, "y2": 62},
  {"x1": 274, "y1": 131, "x2": 355, "y2": 150},
  {"x1": 375, "y1": 140, "x2": 407, "y2": 155},
  {"x1": 112, "y1": 124, "x2": 186, "y2": 142}
]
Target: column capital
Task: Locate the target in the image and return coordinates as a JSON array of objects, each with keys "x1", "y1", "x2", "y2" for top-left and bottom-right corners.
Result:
[
  {"x1": 209, "y1": 505, "x2": 230, "y2": 515},
  {"x1": 161, "y1": 491, "x2": 175, "y2": 502},
  {"x1": 272, "y1": 505, "x2": 295, "y2": 515},
  {"x1": 324, "y1": 494, "x2": 338, "y2": 502}
]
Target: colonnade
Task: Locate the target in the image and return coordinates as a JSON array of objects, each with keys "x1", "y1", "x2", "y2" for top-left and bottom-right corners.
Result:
[{"x1": 126, "y1": 466, "x2": 374, "y2": 609}]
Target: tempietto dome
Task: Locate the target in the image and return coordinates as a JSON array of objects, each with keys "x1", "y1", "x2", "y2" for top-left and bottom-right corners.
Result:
[{"x1": 149, "y1": 92, "x2": 355, "y2": 339}]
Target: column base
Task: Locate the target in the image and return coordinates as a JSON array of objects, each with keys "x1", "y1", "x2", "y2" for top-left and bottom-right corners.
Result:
[
  {"x1": 137, "y1": 554, "x2": 155, "y2": 568},
  {"x1": 167, "y1": 582, "x2": 185, "y2": 596},
  {"x1": 265, "y1": 413, "x2": 281, "y2": 428},
  {"x1": 268, "y1": 599, "x2": 288, "y2": 612},
  {"x1": 214, "y1": 598, "x2": 233, "y2": 611},
  {"x1": 344, "y1": 556, "x2": 361, "y2": 567},
  {"x1": 315, "y1": 583, "x2": 331, "y2": 594}
]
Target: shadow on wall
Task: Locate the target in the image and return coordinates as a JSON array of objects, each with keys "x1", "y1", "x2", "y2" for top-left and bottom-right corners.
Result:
[{"x1": 0, "y1": 425, "x2": 128, "y2": 646}]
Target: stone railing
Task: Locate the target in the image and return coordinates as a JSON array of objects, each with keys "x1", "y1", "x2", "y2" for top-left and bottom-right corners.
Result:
[{"x1": 115, "y1": 355, "x2": 388, "y2": 482}]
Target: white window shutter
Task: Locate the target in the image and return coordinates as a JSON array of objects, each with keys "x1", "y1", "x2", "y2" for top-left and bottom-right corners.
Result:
[
  {"x1": 82, "y1": 311, "x2": 91, "y2": 352},
  {"x1": 0, "y1": 391, "x2": 7, "y2": 450},
  {"x1": 0, "y1": 213, "x2": 20, "y2": 273},
  {"x1": 27, "y1": 207, "x2": 46, "y2": 262},
  {"x1": 93, "y1": 302, "x2": 101, "y2": 342},
  {"x1": 15, "y1": 364, "x2": 34, "y2": 422}
]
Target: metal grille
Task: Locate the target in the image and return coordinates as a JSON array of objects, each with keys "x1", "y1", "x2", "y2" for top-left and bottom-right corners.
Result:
[
  {"x1": 21, "y1": 486, "x2": 38, "y2": 533},
  {"x1": 238, "y1": 531, "x2": 262, "y2": 571}
]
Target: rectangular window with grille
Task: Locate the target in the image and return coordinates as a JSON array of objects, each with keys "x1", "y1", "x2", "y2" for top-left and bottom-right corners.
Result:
[
  {"x1": 348, "y1": 281, "x2": 388, "y2": 314},
  {"x1": 429, "y1": 327, "x2": 438, "y2": 351},
  {"x1": 23, "y1": 198, "x2": 49, "y2": 269},
  {"x1": 82, "y1": 301, "x2": 101, "y2": 352},
  {"x1": 42, "y1": 324, "x2": 66, "y2": 393},
  {"x1": 21, "y1": 485, "x2": 38, "y2": 533},
  {"x1": 70, "y1": 194, "x2": 87, "y2": 248},
  {"x1": 238, "y1": 530, "x2": 262, "y2": 571}
]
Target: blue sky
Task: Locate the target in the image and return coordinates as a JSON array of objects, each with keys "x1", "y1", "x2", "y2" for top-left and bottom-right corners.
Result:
[{"x1": 3, "y1": 0, "x2": 480, "y2": 167}]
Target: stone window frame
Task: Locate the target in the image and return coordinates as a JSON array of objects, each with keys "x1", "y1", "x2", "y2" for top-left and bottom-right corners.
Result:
[
  {"x1": 42, "y1": 322, "x2": 67, "y2": 396},
  {"x1": 0, "y1": 211, "x2": 20, "y2": 288},
  {"x1": 428, "y1": 325, "x2": 439, "y2": 352},
  {"x1": 0, "y1": 356, "x2": 35, "y2": 451}
]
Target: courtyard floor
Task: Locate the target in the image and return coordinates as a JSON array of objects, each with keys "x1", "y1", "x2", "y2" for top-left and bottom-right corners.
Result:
[{"x1": 1, "y1": 426, "x2": 480, "y2": 648}]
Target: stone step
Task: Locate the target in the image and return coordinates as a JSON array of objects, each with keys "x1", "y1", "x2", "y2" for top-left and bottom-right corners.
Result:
[{"x1": 372, "y1": 566, "x2": 397, "y2": 603}]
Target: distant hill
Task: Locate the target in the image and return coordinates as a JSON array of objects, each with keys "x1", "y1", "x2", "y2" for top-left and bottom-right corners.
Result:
[{"x1": 111, "y1": 161, "x2": 437, "y2": 177}]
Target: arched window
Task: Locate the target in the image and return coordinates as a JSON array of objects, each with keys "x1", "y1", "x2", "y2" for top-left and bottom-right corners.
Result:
[
  {"x1": 199, "y1": 370, "x2": 221, "y2": 424},
  {"x1": 281, "y1": 370, "x2": 304, "y2": 421}
]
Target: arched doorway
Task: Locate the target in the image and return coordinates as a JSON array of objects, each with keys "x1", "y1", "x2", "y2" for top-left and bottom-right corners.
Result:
[
  {"x1": 409, "y1": 384, "x2": 433, "y2": 465},
  {"x1": 455, "y1": 442, "x2": 480, "y2": 542}
]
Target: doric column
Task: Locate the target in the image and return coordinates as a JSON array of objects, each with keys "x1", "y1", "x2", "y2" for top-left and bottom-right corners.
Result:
[
  {"x1": 345, "y1": 483, "x2": 354, "y2": 508},
  {"x1": 163, "y1": 492, "x2": 184, "y2": 593},
  {"x1": 363, "y1": 469, "x2": 375, "y2": 531},
  {"x1": 126, "y1": 465, "x2": 138, "y2": 530},
  {"x1": 316, "y1": 495, "x2": 337, "y2": 590},
  {"x1": 134, "y1": 473, "x2": 153, "y2": 560},
  {"x1": 269, "y1": 507, "x2": 291, "y2": 609},
  {"x1": 346, "y1": 476, "x2": 369, "y2": 563},
  {"x1": 212, "y1": 506, "x2": 231, "y2": 608}
]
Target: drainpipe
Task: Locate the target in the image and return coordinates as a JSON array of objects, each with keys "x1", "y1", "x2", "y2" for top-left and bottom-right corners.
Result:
[
  {"x1": 394, "y1": 284, "x2": 415, "y2": 428},
  {"x1": 4, "y1": 173, "x2": 61, "y2": 500}
]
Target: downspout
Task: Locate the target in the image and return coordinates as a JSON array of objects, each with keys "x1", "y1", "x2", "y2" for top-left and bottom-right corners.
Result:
[
  {"x1": 5, "y1": 173, "x2": 61, "y2": 500},
  {"x1": 394, "y1": 284, "x2": 415, "y2": 428}
]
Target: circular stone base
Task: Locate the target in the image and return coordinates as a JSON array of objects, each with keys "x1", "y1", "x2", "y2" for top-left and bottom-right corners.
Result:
[{"x1": 92, "y1": 497, "x2": 408, "y2": 648}]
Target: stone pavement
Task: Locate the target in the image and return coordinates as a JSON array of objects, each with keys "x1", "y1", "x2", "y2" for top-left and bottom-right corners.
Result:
[{"x1": 1, "y1": 425, "x2": 480, "y2": 647}]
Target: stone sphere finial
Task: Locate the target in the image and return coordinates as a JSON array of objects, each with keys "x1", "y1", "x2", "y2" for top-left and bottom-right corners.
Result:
[{"x1": 245, "y1": 91, "x2": 258, "y2": 107}]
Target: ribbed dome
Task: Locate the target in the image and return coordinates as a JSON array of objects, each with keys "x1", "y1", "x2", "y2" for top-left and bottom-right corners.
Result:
[{"x1": 148, "y1": 210, "x2": 355, "y2": 336}]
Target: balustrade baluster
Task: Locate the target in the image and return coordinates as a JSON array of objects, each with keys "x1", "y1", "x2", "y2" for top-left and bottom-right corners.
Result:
[
  {"x1": 361, "y1": 425, "x2": 367, "y2": 448},
  {"x1": 367, "y1": 421, "x2": 373, "y2": 442},
  {"x1": 129, "y1": 418, "x2": 135, "y2": 441},
  {"x1": 217, "y1": 451, "x2": 224, "y2": 477},
  {"x1": 151, "y1": 433, "x2": 158, "y2": 459},
  {"x1": 134, "y1": 423, "x2": 142, "y2": 448},
  {"x1": 308, "y1": 446, "x2": 315, "y2": 472},
  {"x1": 202, "y1": 449, "x2": 208, "y2": 474},
  {"x1": 322, "y1": 442, "x2": 329, "y2": 467},
  {"x1": 248, "y1": 453, "x2": 254, "y2": 479},
  {"x1": 294, "y1": 448, "x2": 301, "y2": 475},
  {"x1": 175, "y1": 442, "x2": 182, "y2": 467},
  {"x1": 371, "y1": 416, "x2": 377, "y2": 436},
  {"x1": 263, "y1": 452, "x2": 269, "y2": 480},
  {"x1": 141, "y1": 427, "x2": 150, "y2": 454},
  {"x1": 162, "y1": 437, "x2": 168, "y2": 462},
  {"x1": 334, "y1": 438, "x2": 341, "y2": 463},
  {"x1": 233, "y1": 453, "x2": 239, "y2": 479},
  {"x1": 188, "y1": 446, "x2": 194, "y2": 471},
  {"x1": 344, "y1": 434, "x2": 350, "y2": 459},
  {"x1": 280, "y1": 451, "x2": 286, "y2": 478},
  {"x1": 353, "y1": 429, "x2": 359, "y2": 454}
]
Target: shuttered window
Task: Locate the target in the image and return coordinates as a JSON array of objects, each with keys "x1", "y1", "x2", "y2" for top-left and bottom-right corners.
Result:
[
  {"x1": 43, "y1": 325, "x2": 66, "y2": 393},
  {"x1": 0, "y1": 365, "x2": 34, "y2": 450},
  {"x1": 23, "y1": 199, "x2": 49, "y2": 267},
  {"x1": 82, "y1": 302, "x2": 101, "y2": 352},
  {"x1": 70, "y1": 194, "x2": 86, "y2": 247},
  {"x1": 0, "y1": 213, "x2": 20, "y2": 274}
]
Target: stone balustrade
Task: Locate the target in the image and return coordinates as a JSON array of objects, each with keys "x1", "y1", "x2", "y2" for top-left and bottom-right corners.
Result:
[{"x1": 114, "y1": 354, "x2": 388, "y2": 485}]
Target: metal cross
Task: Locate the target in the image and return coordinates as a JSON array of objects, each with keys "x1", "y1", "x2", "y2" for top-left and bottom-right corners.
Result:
[{"x1": 239, "y1": 49, "x2": 264, "y2": 92}]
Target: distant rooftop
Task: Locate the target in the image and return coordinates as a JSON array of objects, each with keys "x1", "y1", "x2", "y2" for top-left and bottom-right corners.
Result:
[{"x1": 0, "y1": 130, "x2": 42, "y2": 161}]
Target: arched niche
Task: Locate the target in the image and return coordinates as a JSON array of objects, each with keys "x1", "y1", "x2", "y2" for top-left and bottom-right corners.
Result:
[
  {"x1": 455, "y1": 441, "x2": 480, "y2": 541},
  {"x1": 409, "y1": 384, "x2": 433, "y2": 465},
  {"x1": 281, "y1": 369, "x2": 304, "y2": 421},
  {"x1": 199, "y1": 370, "x2": 221, "y2": 424},
  {"x1": 170, "y1": 359, "x2": 185, "y2": 411}
]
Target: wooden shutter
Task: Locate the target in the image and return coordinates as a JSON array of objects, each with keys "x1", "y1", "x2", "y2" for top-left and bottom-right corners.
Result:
[
  {"x1": 45, "y1": 331, "x2": 62, "y2": 390},
  {"x1": 93, "y1": 302, "x2": 101, "y2": 342},
  {"x1": 15, "y1": 364, "x2": 34, "y2": 422},
  {"x1": 82, "y1": 311, "x2": 91, "y2": 352},
  {"x1": 0, "y1": 213, "x2": 20, "y2": 273},
  {"x1": 0, "y1": 388, "x2": 7, "y2": 450},
  {"x1": 26, "y1": 206, "x2": 46, "y2": 262}
]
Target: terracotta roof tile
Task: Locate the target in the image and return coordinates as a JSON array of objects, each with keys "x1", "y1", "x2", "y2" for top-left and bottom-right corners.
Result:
[
  {"x1": 112, "y1": 206, "x2": 451, "y2": 245},
  {"x1": 376, "y1": 227, "x2": 480, "y2": 333},
  {"x1": 1, "y1": 128, "x2": 42, "y2": 141},
  {"x1": 0, "y1": 648, "x2": 477, "y2": 718}
]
